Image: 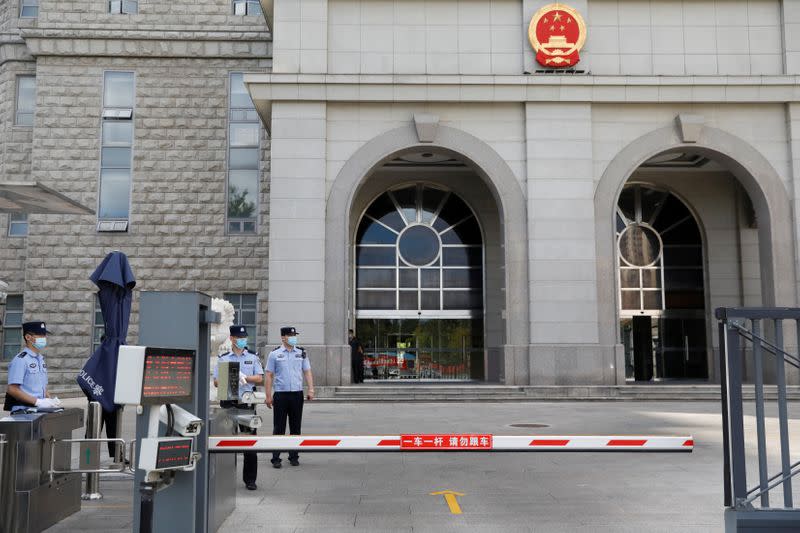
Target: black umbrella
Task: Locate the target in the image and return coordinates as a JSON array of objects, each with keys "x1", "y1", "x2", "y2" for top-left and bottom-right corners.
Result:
[{"x1": 77, "y1": 251, "x2": 136, "y2": 412}]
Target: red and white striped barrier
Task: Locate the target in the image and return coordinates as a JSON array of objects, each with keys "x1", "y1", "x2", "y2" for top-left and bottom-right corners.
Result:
[{"x1": 208, "y1": 434, "x2": 694, "y2": 453}]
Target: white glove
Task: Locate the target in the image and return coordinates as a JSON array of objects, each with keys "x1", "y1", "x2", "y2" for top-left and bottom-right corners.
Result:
[
  {"x1": 35, "y1": 398, "x2": 57, "y2": 409},
  {"x1": 51, "y1": 397, "x2": 62, "y2": 407},
  {"x1": 239, "y1": 372, "x2": 248, "y2": 386}
]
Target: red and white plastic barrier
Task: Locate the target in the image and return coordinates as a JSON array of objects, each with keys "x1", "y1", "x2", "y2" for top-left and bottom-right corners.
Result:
[{"x1": 208, "y1": 434, "x2": 693, "y2": 452}]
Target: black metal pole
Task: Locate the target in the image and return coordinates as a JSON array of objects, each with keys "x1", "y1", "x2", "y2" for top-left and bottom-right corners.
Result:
[
  {"x1": 718, "y1": 318, "x2": 732, "y2": 508},
  {"x1": 139, "y1": 482, "x2": 155, "y2": 533}
]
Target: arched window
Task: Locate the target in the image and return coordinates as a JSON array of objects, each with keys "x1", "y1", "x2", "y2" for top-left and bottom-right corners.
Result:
[
  {"x1": 617, "y1": 185, "x2": 704, "y2": 312},
  {"x1": 617, "y1": 184, "x2": 707, "y2": 380},
  {"x1": 355, "y1": 184, "x2": 483, "y2": 315}
]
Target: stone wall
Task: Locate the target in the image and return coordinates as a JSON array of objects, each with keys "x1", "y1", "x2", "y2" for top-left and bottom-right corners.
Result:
[
  {"x1": 0, "y1": 0, "x2": 273, "y2": 393},
  {"x1": 21, "y1": 56, "x2": 271, "y2": 392}
]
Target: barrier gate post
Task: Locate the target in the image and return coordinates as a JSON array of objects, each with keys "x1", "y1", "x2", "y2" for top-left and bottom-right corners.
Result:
[{"x1": 133, "y1": 291, "x2": 215, "y2": 533}]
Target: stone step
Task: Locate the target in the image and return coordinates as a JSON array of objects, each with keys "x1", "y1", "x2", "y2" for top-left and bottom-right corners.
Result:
[{"x1": 317, "y1": 384, "x2": 800, "y2": 402}]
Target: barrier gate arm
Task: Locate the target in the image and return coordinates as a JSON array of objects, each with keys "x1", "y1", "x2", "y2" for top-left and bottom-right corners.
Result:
[{"x1": 208, "y1": 435, "x2": 694, "y2": 452}]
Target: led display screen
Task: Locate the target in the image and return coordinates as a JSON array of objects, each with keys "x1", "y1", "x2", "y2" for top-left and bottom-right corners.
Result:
[
  {"x1": 155, "y1": 438, "x2": 193, "y2": 469},
  {"x1": 141, "y1": 347, "x2": 195, "y2": 403}
]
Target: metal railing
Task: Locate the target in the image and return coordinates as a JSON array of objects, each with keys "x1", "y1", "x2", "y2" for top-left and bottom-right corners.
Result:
[{"x1": 717, "y1": 307, "x2": 800, "y2": 521}]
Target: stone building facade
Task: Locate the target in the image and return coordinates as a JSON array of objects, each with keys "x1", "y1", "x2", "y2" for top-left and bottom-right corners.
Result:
[
  {"x1": 2, "y1": 0, "x2": 800, "y2": 393},
  {"x1": 0, "y1": 0, "x2": 272, "y2": 393}
]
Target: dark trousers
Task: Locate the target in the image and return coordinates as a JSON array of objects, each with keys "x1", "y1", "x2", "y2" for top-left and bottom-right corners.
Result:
[
  {"x1": 272, "y1": 391, "x2": 303, "y2": 462},
  {"x1": 351, "y1": 354, "x2": 364, "y2": 383},
  {"x1": 238, "y1": 423, "x2": 258, "y2": 484},
  {"x1": 221, "y1": 401, "x2": 258, "y2": 483},
  {"x1": 100, "y1": 407, "x2": 120, "y2": 459}
]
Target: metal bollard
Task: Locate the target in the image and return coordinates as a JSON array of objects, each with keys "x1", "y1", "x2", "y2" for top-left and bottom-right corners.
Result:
[{"x1": 81, "y1": 402, "x2": 103, "y2": 500}]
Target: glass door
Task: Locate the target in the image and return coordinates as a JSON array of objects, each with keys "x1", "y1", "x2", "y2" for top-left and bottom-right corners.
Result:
[{"x1": 356, "y1": 318, "x2": 482, "y2": 381}]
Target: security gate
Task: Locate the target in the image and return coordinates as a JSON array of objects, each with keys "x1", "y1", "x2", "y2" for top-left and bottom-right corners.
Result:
[{"x1": 717, "y1": 307, "x2": 800, "y2": 532}]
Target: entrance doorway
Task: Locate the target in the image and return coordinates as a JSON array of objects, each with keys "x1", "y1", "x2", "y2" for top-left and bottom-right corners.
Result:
[
  {"x1": 354, "y1": 183, "x2": 485, "y2": 381},
  {"x1": 617, "y1": 184, "x2": 708, "y2": 381},
  {"x1": 355, "y1": 318, "x2": 483, "y2": 380}
]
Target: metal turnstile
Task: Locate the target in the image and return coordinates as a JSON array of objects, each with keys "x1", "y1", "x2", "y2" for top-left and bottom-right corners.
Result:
[{"x1": 0, "y1": 408, "x2": 84, "y2": 533}]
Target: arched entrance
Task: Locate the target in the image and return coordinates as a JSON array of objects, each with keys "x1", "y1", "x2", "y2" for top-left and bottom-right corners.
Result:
[
  {"x1": 354, "y1": 183, "x2": 485, "y2": 380},
  {"x1": 595, "y1": 125, "x2": 796, "y2": 383},
  {"x1": 325, "y1": 124, "x2": 529, "y2": 384}
]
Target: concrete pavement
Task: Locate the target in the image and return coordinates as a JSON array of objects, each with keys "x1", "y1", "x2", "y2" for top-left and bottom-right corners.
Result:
[{"x1": 44, "y1": 398, "x2": 800, "y2": 532}]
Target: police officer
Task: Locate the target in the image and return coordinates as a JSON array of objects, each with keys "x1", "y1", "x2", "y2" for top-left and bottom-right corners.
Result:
[
  {"x1": 213, "y1": 325, "x2": 264, "y2": 490},
  {"x1": 4, "y1": 321, "x2": 61, "y2": 412},
  {"x1": 265, "y1": 326, "x2": 314, "y2": 468}
]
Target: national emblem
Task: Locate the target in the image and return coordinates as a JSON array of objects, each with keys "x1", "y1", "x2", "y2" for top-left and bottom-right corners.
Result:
[{"x1": 528, "y1": 3, "x2": 587, "y2": 68}]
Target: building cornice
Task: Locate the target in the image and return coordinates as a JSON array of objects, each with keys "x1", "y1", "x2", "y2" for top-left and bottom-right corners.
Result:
[
  {"x1": 245, "y1": 73, "x2": 800, "y2": 105},
  {"x1": 20, "y1": 27, "x2": 271, "y2": 59}
]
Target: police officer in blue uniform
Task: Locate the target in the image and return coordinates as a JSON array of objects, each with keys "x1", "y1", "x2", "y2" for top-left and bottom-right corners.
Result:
[
  {"x1": 213, "y1": 325, "x2": 264, "y2": 490},
  {"x1": 265, "y1": 326, "x2": 315, "y2": 468},
  {"x1": 4, "y1": 321, "x2": 61, "y2": 412}
]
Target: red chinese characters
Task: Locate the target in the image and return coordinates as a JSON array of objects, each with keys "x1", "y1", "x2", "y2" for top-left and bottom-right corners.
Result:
[
  {"x1": 528, "y1": 3, "x2": 587, "y2": 68},
  {"x1": 400, "y1": 434, "x2": 493, "y2": 449}
]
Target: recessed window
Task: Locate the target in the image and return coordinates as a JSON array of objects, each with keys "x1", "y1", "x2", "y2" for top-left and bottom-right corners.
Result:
[
  {"x1": 8, "y1": 213, "x2": 28, "y2": 237},
  {"x1": 233, "y1": 0, "x2": 261, "y2": 16},
  {"x1": 15, "y1": 76, "x2": 35, "y2": 126},
  {"x1": 224, "y1": 293, "x2": 257, "y2": 340},
  {"x1": 2, "y1": 295, "x2": 23, "y2": 359},
  {"x1": 617, "y1": 185, "x2": 704, "y2": 313},
  {"x1": 98, "y1": 72, "x2": 134, "y2": 228},
  {"x1": 109, "y1": 0, "x2": 137, "y2": 14},
  {"x1": 227, "y1": 73, "x2": 260, "y2": 234},
  {"x1": 19, "y1": 0, "x2": 38, "y2": 18}
]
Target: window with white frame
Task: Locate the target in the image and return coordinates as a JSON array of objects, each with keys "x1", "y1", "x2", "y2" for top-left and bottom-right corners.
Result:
[
  {"x1": 19, "y1": 0, "x2": 38, "y2": 18},
  {"x1": 223, "y1": 293, "x2": 257, "y2": 340},
  {"x1": 227, "y1": 73, "x2": 260, "y2": 234},
  {"x1": 233, "y1": 0, "x2": 261, "y2": 15},
  {"x1": 98, "y1": 72, "x2": 134, "y2": 230},
  {"x1": 8, "y1": 213, "x2": 28, "y2": 237},
  {"x1": 109, "y1": 0, "x2": 137, "y2": 14},
  {"x1": 92, "y1": 295, "x2": 104, "y2": 352},
  {"x1": 15, "y1": 76, "x2": 35, "y2": 126},
  {"x1": 2, "y1": 295, "x2": 23, "y2": 359}
]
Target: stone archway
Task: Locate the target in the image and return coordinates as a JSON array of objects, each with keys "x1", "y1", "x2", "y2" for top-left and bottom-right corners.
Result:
[
  {"x1": 594, "y1": 124, "x2": 796, "y2": 380},
  {"x1": 325, "y1": 123, "x2": 530, "y2": 383}
]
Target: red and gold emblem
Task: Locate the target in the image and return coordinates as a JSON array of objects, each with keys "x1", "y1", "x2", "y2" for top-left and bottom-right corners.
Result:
[{"x1": 528, "y1": 3, "x2": 587, "y2": 68}]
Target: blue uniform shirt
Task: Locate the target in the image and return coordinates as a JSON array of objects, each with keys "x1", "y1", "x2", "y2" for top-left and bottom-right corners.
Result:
[
  {"x1": 7, "y1": 347, "x2": 48, "y2": 412},
  {"x1": 266, "y1": 345, "x2": 310, "y2": 392},
  {"x1": 214, "y1": 348, "x2": 264, "y2": 398}
]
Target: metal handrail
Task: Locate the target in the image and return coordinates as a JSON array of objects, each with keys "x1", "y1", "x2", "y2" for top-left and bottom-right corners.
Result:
[
  {"x1": 747, "y1": 460, "x2": 800, "y2": 497},
  {"x1": 744, "y1": 464, "x2": 800, "y2": 506},
  {"x1": 729, "y1": 323, "x2": 800, "y2": 368},
  {"x1": 49, "y1": 437, "x2": 127, "y2": 481}
]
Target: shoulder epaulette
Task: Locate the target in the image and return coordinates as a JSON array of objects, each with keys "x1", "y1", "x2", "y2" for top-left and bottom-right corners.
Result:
[{"x1": 16, "y1": 351, "x2": 26, "y2": 359}]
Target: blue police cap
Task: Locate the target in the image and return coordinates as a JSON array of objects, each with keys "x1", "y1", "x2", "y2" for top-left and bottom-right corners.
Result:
[
  {"x1": 280, "y1": 326, "x2": 298, "y2": 336},
  {"x1": 229, "y1": 325, "x2": 248, "y2": 337},
  {"x1": 22, "y1": 321, "x2": 49, "y2": 335}
]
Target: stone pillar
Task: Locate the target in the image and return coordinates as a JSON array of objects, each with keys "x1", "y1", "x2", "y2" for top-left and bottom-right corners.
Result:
[
  {"x1": 266, "y1": 102, "x2": 330, "y2": 380},
  {"x1": 525, "y1": 102, "x2": 614, "y2": 385}
]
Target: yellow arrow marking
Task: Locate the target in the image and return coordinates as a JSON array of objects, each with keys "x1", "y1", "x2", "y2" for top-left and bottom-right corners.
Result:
[{"x1": 430, "y1": 490, "x2": 465, "y2": 515}]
